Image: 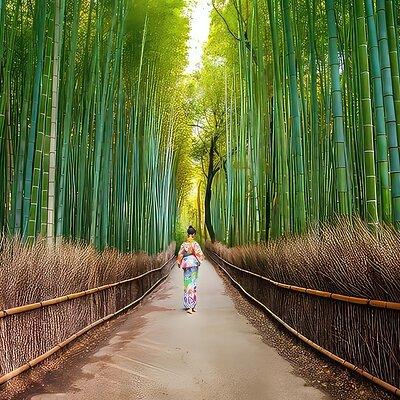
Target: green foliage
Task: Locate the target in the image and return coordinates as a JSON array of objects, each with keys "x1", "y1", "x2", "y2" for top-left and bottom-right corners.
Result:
[
  {"x1": 2, "y1": 0, "x2": 400, "y2": 252},
  {"x1": 0, "y1": 0, "x2": 190, "y2": 254},
  {"x1": 206, "y1": 0, "x2": 400, "y2": 245}
]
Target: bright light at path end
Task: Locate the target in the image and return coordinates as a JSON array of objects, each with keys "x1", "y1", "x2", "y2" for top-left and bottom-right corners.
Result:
[{"x1": 185, "y1": 0, "x2": 212, "y2": 74}]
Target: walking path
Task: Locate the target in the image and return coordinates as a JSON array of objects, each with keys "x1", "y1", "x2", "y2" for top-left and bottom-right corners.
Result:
[{"x1": 30, "y1": 261, "x2": 328, "y2": 400}]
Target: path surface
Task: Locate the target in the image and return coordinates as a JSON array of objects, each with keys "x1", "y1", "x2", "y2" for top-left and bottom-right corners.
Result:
[{"x1": 30, "y1": 261, "x2": 328, "y2": 400}]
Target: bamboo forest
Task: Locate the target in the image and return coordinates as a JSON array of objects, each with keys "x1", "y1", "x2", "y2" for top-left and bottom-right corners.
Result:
[{"x1": 0, "y1": 0, "x2": 400, "y2": 399}]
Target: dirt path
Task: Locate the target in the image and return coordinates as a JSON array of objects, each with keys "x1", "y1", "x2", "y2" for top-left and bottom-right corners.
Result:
[{"x1": 28, "y1": 261, "x2": 329, "y2": 400}]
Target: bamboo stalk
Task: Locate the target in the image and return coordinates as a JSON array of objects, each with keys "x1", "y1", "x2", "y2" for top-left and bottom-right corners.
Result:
[
  {"x1": 47, "y1": 0, "x2": 65, "y2": 242},
  {"x1": 355, "y1": 0, "x2": 379, "y2": 227},
  {"x1": 1, "y1": 0, "x2": 183, "y2": 253},
  {"x1": 325, "y1": 0, "x2": 352, "y2": 216}
]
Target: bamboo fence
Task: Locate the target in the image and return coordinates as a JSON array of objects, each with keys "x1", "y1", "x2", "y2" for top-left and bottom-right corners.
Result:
[
  {"x1": 206, "y1": 248, "x2": 400, "y2": 397},
  {"x1": 0, "y1": 256, "x2": 175, "y2": 386},
  {"x1": 208, "y1": 253, "x2": 400, "y2": 311}
]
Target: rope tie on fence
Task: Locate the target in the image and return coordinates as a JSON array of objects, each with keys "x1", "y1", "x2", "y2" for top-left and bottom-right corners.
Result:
[{"x1": 207, "y1": 250, "x2": 400, "y2": 398}]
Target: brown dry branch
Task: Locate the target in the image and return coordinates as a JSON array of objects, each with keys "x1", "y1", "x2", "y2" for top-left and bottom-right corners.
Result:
[
  {"x1": 206, "y1": 218, "x2": 400, "y2": 392},
  {"x1": 0, "y1": 237, "x2": 175, "y2": 383}
]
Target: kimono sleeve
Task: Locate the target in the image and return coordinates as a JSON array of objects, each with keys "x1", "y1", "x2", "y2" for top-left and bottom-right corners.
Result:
[
  {"x1": 177, "y1": 243, "x2": 185, "y2": 265},
  {"x1": 194, "y1": 242, "x2": 205, "y2": 262}
]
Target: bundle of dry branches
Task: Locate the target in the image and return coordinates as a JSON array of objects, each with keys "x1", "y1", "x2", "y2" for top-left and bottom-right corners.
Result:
[
  {"x1": 0, "y1": 237, "x2": 175, "y2": 378},
  {"x1": 206, "y1": 218, "x2": 400, "y2": 390}
]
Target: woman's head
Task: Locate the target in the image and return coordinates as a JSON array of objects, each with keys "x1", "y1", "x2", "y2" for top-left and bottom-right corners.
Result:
[{"x1": 187, "y1": 225, "x2": 196, "y2": 236}]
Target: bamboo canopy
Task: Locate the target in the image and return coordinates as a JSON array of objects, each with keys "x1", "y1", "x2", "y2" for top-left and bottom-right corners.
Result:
[
  {"x1": 202, "y1": 0, "x2": 400, "y2": 244},
  {"x1": 0, "y1": 0, "x2": 189, "y2": 254},
  {"x1": 1, "y1": 0, "x2": 400, "y2": 245}
]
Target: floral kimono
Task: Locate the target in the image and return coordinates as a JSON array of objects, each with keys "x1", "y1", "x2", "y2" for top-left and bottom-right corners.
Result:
[{"x1": 177, "y1": 238, "x2": 205, "y2": 309}]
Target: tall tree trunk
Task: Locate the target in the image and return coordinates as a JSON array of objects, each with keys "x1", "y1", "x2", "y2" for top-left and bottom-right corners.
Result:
[
  {"x1": 205, "y1": 136, "x2": 217, "y2": 242},
  {"x1": 197, "y1": 182, "x2": 203, "y2": 242}
]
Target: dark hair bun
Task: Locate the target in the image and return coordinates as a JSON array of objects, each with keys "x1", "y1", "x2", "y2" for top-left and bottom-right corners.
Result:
[{"x1": 187, "y1": 226, "x2": 196, "y2": 235}]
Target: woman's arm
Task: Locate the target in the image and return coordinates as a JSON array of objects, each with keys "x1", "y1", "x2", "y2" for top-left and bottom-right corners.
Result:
[
  {"x1": 194, "y1": 242, "x2": 205, "y2": 262},
  {"x1": 177, "y1": 244, "x2": 185, "y2": 266}
]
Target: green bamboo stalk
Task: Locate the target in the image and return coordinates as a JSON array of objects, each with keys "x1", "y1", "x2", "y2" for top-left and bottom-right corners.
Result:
[
  {"x1": 56, "y1": 0, "x2": 82, "y2": 240},
  {"x1": 266, "y1": 0, "x2": 290, "y2": 236},
  {"x1": 90, "y1": 1, "x2": 117, "y2": 246},
  {"x1": 326, "y1": 0, "x2": 351, "y2": 216},
  {"x1": 306, "y1": 0, "x2": 320, "y2": 223},
  {"x1": 47, "y1": 0, "x2": 65, "y2": 242},
  {"x1": 377, "y1": 0, "x2": 400, "y2": 227},
  {"x1": 281, "y1": 0, "x2": 306, "y2": 233},
  {"x1": 75, "y1": 0, "x2": 95, "y2": 241},
  {"x1": 385, "y1": 0, "x2": 400, "y2": 146},
  {"x1": 365, "y1": 0, "x2": 391, "y2": 223},
  {"x1": 22, "y1": 0, "x2": 47, "y2": 240},
  {"x1": 354, "y1": 0, "x2": 379, "y2": 227}
]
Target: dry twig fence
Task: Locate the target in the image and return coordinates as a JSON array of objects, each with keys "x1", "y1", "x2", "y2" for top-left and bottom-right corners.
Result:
[
  {"x1": 0, "y1": 249, "x2": 175, "y2": 386},
  {"x1": 206, "y1": 247, "x2": 400, "y2": 397}
]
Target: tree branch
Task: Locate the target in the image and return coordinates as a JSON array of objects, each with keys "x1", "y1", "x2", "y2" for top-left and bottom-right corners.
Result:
[
  {"x1": 188, "y1": 123, "x2": 205, "y2": 130},
  {"x1": 212, "y1": 0, "x2": 240, "y2": 42}
]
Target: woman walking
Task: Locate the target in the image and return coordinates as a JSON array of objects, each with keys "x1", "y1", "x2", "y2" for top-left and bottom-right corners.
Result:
[{"x1": 177, "y1": 226, "x2": 204, "y2": 314}]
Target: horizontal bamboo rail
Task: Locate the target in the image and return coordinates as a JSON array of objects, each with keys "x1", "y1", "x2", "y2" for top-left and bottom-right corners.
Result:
[
  {"x1": 0, "y1": 256, "x2": 175, "y2": 319},
  {"x1": 207, "y1": 250, "x2": 400, "y2": 397},
  {"x1": 209, "y1": 251, "x2": 400, "y2": 310},
  {"x1": 0, "y1": 258, "x2": 175, "y2": 386}
]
